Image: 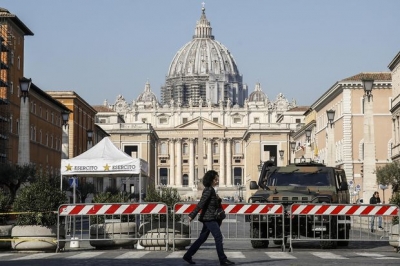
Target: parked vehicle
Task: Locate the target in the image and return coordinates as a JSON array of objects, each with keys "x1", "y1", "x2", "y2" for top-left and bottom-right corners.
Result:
[{"x1": 248, "y1": 158, "x2": 351, "y2": 249}]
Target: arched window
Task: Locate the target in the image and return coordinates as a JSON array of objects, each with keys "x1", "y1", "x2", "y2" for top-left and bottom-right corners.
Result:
[
  {"x1": 213, "y1": 143, "x2": 219, "y2": 154},
  {"x1": 183, "y1": 143, "x2": 189, "y2": 155},
  {"x1": 182, "y1": 174, "x2": 189, "y2": 186},
  {"x1": 160, "y1": 142, "x2": 167, "y2": 154}
]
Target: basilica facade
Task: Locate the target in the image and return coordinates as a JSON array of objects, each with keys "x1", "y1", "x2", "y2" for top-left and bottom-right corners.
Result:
[{"x1": 94, "y1": 6, "x2": 306, "y2": 200}]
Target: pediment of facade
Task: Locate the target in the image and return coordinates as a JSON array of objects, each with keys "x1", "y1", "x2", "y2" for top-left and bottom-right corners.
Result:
[{"x1": 176, "y1": 117, "x2": 225, "y2": 130}]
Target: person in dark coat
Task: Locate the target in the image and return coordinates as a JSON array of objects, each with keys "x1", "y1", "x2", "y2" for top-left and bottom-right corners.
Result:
[
  {"x1": 183, "y1": 170, "x2": 234, "y2": 265},
  {"x1": 369, "y1": 191, "x2": 383, "y2": 232}
]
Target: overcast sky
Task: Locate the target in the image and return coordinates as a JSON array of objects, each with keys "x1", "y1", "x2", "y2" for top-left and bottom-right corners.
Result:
[{"x1": 2, "y1": 0, "x2": 399, "y2": 106}]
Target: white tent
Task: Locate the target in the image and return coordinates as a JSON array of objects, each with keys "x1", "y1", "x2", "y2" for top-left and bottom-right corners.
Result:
[
  {"x1": 61, "y1": 137, "x2": 148, "y2": 177},
  {"x1": 60, "y1": 137, "x2": 149, "y2": 201}
]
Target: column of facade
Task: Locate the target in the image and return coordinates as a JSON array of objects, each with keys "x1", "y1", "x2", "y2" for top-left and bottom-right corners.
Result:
[
  {"x1": 189, "y1": 138, "x2": 195, "y2": 187},
  {"x1": 176, "y1": 138, "x2": 182, "y2": 186},
  {"x1": 207, "y1": 138, "x2": 213, "y2": 171},
  {"x1": 219, "y1": 138, "x2": 225, "y2": 186},
  {"x1": 226, "y1": 138, "x2": 232, "y2": 186},
  {"x1": 169, "y1": 138, "x2": 175, "y2": 186}
]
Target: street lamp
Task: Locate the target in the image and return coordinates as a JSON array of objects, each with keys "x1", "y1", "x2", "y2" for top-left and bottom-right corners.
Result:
[
  {"x1": 361, "y1": 78, "x2": 376, "y2": 201},
  {"x1": 305, "y1": 129, "x2": 312, "y2": 143},
  {"x1": 19, "y1": 77, "x2": 32, "y2": 103},
  {"x1": 326, "y1": 109, "x2": 335, "y2": 128},
  {"x1": 279, "y1": 150, "x2": 284, "y2": 159},
  {"x1": 61, "y1": 111, "x2": 70, "y2": 128},
  {"x1": 87, "y1": 129, "x2": 93, "y2": 149},
  {"x1": 290, "y1": 141, "x2": 296, "y2": 153},
  {"x1": 17, "y1": 77, "x2": 32, "y2": 165},
  {"x1": 362, "y1": 79, "x2": 374, "y2": 102}
]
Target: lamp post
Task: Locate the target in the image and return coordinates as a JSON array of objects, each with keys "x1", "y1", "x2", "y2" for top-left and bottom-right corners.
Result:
[
  {"x1": 17, "y1": 77, "x2": 32, "y2": 165},
  {"x1": 326, "y1": 109, "x2": 335, "y2": 167},
  {"x1": 290, "y1": 141, "x2": 296, "y2": 164},
  {"x1": 87, "y1": 129, "x2": 93, "y2": 150},
  {"x1": 236, "y1": 183, "x2": 243, "y2": 202},
  {"x1": 305, "y1": 128, "x2": 312, "y2": 159},
  {"x1": 61, "y1": 111, "x2": 70, "y2": 160},
  {"x1": 362, "y1": 78, "x2": 376, "y2": 201}
]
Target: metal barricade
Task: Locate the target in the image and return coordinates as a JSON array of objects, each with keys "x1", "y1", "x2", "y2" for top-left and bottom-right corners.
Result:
[
  {"x1": 289, "y1": 203, "x2": 400, "y2": 251},
  {"x1": 57, "y1": 202, "x2": 168, "y2": 252},
  {"x1": 173, "y1": 202, "x2": 285, "y2": 250}
]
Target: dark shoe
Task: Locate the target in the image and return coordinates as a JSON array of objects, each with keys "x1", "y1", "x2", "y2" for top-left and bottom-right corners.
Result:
[
  {"x1": 220, "y1": 259, "x2": 235, "y2": 265},
  {"x1": 371, "y1": 229, "x2": 374, "y2": 233},
  {"x1": 183, "y1": 256, "x2": 196, "y2": 264},
  {"x1": 378, "y1": 226, "x2": 384, "y2": 230}
]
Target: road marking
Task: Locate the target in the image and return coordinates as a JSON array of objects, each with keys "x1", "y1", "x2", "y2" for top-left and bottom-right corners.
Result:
[
  {"x1": 68, "y1": 252, "x2": 104, "y2": 259},
  {"x1": 355, "y1": 252, "x2": 384, "y2": 257},
  {"x1": 265, "y1": 252, "x2": 296, "y2": 259},
  {"x1": 11, "y1": 253, "x2": 57, "y2": 260},
  {"x1": 167, "y1": 251, "x2": 185, "y2": 258},
  {"x1": 0, "y1": 254, "x2": 12, "y2": 258},
  {"x1": 311, "y1": 252, "x2": 347, "y2": 259},
  {"x1": 226, "y1": 251, "x2": 245, "y2": 258},
  {"x1": 115, "y1": 251, "x2": 150, "y2": 259}
]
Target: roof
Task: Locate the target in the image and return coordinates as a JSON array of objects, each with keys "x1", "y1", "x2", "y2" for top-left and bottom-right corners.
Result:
[
  {"x1": 0, "y1": 7, "x2": 34, "y2": 35},
  {"x1": 93, "y1": 105, "x2": 115, "y2": 112},
  {"x1": 341, "y1": 72, "x2": 391, "y2": 82},
  {"x1": 287, "y1": 106, "x2": 309, "y2": 112}
]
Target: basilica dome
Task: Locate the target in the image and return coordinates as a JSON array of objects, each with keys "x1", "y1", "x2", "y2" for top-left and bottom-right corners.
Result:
[
  {"x1": 167, "y1": 8, "x2": 239, "y2": 78},
  {"x1": 162, "y1": 5, "x2": 247, "y2": 107},
  {"x1": 248, "y1": 82, "x2": 267, "y2": 102}
]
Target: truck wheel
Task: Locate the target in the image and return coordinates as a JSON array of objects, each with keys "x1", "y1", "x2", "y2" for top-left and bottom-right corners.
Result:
[
  {"x1": 319, "y1": 233, "x2": 337, "y2": 249},
  {"x1": 337, "y1": 229, "x2": 349, "y2": 247},
  {"x1": 251, "y1": 227, "x2": 269, "y2": 248}
]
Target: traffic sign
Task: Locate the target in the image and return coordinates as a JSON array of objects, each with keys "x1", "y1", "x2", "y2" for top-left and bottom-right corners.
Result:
[
  {"x1": 69, "y1": 178, "x2": 78, "y2": 188},
  {"x1": 355, "y1": 184, "x2": 361, "y2": 192}
]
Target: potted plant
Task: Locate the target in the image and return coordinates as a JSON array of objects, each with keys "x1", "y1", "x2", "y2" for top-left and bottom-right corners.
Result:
[
  {"x1": 11, "y1": 174, "x2": 67, "y2": 251},
  {"x1": 139, "y1": 186, "x2": 190, "y2": 250},
  {"x1": 89, "y1": 190, "x2": 137, "y2": 249}
]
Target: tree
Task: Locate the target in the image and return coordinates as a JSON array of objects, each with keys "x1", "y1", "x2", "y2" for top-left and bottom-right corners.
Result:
[
  {"x1": 0, "y1": 163, "x2": 36, "y2": 204},
  {"x1": 375, "y1": 161, "x2": 400, "y2": 193}
]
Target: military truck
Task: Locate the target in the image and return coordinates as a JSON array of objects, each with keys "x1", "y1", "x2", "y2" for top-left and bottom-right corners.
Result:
[{"x1": 248, "y1": 158, "x2": 350, "y2": 249}]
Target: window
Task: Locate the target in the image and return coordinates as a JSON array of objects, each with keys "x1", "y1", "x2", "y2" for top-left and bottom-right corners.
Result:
[
  {"x1": 234, "y1": 168, "x2": 242, "y2": 185},
  {"x1": 124, "y1": 145, "x2": 138, "y2": 158},
  {"x1": 213, "y1": 143, "x2": 219, "y2": 154},
  {"x1": 10, "y1": 51, "x2": 14, "y2": 65},
  {"x1": 183, "y1": 118, "x2": 188, "y2": 123},
  {"x1": 234, "y1": 142, "x2": 241, "y2": 153},
  {"x1": 160, "y1": 142, "x2": 167, "y2": 154},
  {"x1": 182, "y1": 174, "x2": 189, "y2": 186},
  {"x1": 10, "y1": 82, "x2": 13, "y2": 94},
  {"x1": 159, "y1": 117, "x2": 168, "y2": 124},
  {"x1": 9, "y1": 116, "x2": 12, "y2": 133},
  {"x1": 142, "y1": 118, "x2": 147, "y2": 123},
  {"x1": 17, "y1": 56, "x2": 20, "y2": 70},
  {"x1": 254, "y1": 117, "x2": 260, "y2": 123},
  {"x1": 183, "y1": 143, "x2": 189, "y2": 155},
  {"x1": 51, "y1": 112, "x2": 54, "y2": 123},
  {"x1": 159, "y1": 168, "x2": 168, "y2": 185},
  {"x1": 233, "y1": 117, "x2": 241, "y2": 124},
  {"x1": 16, "y1": 120, "x2": 19, "y2": 135},
  {"x1": 213, "y1": 117, "x2": 218, "y2": 123},
  {"x1": 296, "y1": 119, "x2": 301, "y2": 123}
]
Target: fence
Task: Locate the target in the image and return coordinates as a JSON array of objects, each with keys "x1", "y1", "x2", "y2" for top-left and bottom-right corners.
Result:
[
  {"x1": 173, "y1": 202, "x2": 286, "y2": 250},
  {"x1": 57, "y1": 202, "x2": 169, "y2": 252},
  {"x1": 287, "y1": 203, "x2": 399, "y2": 251}
]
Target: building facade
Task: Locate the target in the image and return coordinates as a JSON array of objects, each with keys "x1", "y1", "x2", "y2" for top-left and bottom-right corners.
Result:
[
  {"x1": 94, "y1": 6, "x2": 306, "y2": 200},
  {"x1": 298, "y1": 72, "x2": 392, "y2": 203}
]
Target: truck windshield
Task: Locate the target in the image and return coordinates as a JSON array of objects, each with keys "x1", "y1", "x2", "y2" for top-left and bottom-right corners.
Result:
[{"x1": 266, "y1": 172, "x2": 330, "y2": 186}]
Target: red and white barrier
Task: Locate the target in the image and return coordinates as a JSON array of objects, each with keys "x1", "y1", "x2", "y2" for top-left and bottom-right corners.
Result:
[
  {"x1": 291, "y1": 204, "x2": 399, "y2": 216},
  {"x1": 174, "y1": 203, "x2": 283, "y2": 215},
  {"x1": 59, "y1": 203, "x2": 167, "y2": 216}
]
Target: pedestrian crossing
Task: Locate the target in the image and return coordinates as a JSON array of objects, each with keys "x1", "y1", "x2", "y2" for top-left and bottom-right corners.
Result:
[{"x1": 0, "y1": 251, "x2": 398, "y2": 261}]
